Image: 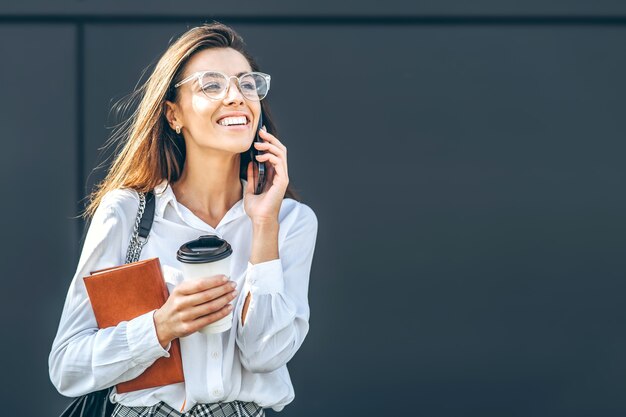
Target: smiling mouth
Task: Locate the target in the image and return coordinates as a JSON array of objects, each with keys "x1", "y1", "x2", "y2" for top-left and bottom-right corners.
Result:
[{"x1": 217, "y1": 116, "x2": 250, "y2": 127}]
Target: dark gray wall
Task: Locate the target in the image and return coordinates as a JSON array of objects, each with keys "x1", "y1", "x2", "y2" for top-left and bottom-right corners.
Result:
[
  {"x1": 0, "y1": 23, "x2": 79, "y2": 407},
  {"x1": 2, "y1": 5, "x2": 626, "y2": 417},
  {"x1": 4, "y1": 1, "x2": 626, "y2": 16}
]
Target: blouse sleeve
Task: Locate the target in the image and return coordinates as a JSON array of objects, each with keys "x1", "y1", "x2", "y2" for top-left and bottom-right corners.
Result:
[
  {"x1": 48, "y1": 192, "x2": 170, "y2": 397},
  {"x1": 234, "y1": 202, "x2": 318, "y2": 373}
]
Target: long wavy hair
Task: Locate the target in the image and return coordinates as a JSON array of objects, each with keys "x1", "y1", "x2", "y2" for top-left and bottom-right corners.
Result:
[{"x1": 84, "y1": 22, "x2": 299, "y2": 218}]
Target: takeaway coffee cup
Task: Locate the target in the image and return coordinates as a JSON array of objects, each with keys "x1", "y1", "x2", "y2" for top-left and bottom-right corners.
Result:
[{"x1": 176, "y1": 235, "x2": 234, "y2": 334}]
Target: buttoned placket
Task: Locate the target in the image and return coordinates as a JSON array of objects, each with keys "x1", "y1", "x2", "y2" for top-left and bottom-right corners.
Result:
[{"x1": 206, "y1": 333, "x2": 224, "y2": 401}]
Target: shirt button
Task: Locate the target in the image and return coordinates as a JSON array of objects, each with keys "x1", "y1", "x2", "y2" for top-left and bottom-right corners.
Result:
[
  {"x1": 211, "y1": 351, "x2": 219, "y2": 359},
  {"x1": 213, "y1": 389, "x2": 222, "y2": 396}
]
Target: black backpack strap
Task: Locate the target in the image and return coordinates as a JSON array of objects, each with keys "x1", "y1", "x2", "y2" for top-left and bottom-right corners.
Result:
[{"x1": 138, "y1": 190, "x2": 156, "y2": 240}]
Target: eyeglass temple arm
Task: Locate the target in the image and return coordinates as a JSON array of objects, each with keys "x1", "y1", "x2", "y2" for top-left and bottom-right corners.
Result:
[{"x1": 174, "y1": 73, "x2": 199, "y2": 89}]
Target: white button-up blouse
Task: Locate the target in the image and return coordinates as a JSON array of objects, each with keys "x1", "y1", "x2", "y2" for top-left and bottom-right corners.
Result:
[{"x1": 48, "y1": 179, "x2": 318, "y2": 413}]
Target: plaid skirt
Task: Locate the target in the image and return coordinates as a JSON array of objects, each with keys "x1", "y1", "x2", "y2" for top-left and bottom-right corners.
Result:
[{"x1": 111, "y1": 400, "x2": 264, "y2": 417}]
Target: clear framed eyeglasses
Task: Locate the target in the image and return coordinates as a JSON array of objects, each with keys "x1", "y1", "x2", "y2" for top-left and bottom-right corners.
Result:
[{"x1": 174, "y1": 70, "x2": 271, "y2": 101}]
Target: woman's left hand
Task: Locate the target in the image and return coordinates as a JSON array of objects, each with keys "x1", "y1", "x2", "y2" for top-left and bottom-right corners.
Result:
[{"x1": 244, "y1": 127, "x2": 289, "y2": 223}]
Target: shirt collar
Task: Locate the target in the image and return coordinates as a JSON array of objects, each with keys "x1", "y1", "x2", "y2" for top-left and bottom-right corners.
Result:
[{"x1": 153, "y1": 178, "x2": 248, "y2": 227}]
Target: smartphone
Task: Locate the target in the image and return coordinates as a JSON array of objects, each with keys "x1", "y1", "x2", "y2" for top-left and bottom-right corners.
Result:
[{"x1": 251, "y1": 110, "x2": 266, "y2": 195}]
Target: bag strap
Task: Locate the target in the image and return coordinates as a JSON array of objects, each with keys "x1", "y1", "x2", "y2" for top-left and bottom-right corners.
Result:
[
  {"x1": 138, "y1": 191, "x2": 156, "y2": 240},
  {"x1": 125, "y1": 190, "x2": 155, "y2": 264}
]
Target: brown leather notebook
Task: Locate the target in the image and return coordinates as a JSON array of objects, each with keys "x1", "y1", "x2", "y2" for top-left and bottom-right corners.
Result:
[{"x1": 83, "y1": 257, "x2": 185, "y2": 394}]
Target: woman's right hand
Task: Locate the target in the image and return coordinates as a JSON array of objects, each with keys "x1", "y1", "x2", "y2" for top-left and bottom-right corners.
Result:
[{"x1": 153, "y1": 275, "x2": 238, "y2": 348}]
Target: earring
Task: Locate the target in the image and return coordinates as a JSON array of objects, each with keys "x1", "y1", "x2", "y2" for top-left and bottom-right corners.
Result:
[{"x1": 175, "y1": 125, "x2": 181, "y2": 134}]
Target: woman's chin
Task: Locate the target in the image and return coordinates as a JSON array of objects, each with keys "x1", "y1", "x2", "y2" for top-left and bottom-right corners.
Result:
[{"x1": 193, "y1": 140, "x2": 252, "y2": 156}]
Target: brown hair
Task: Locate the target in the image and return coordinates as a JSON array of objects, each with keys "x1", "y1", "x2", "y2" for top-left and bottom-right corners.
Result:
[{"x1": 84, "y1": 21, "x2": 299, "y2": 218}]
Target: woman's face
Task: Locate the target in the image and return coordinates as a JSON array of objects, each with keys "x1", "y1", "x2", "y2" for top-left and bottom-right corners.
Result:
[{"x1": 166, "y1": 47, "x2": 261, "y2": 156}]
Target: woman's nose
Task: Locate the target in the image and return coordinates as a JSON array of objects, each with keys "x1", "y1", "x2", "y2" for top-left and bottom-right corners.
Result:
[{"x1": 223, "y1": 79, "x2": 245, "y2": 104}]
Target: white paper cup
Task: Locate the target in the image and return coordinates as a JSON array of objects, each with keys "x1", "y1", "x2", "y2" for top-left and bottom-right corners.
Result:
[{"x1": 177, "y1": 236, "x2": 234, "y2": 334}]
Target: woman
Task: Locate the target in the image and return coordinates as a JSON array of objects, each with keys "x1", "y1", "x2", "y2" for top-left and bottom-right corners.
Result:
[{"x1": 49, "y1": 22, "x2": 318, "y2": 417}]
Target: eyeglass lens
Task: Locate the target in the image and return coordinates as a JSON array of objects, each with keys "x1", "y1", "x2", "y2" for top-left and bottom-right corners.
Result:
[{"x1": 200, "y1": 72, "x2": 269, "y2": 101}]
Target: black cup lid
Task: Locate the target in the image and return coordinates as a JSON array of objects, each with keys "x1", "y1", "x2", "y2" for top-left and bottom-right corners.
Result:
[{"x1": 176, "y1": 235, "x2": 233, "y2": 264}]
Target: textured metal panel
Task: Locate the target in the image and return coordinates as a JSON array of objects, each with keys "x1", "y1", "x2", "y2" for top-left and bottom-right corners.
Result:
[{"x1": 0, "y1": 24, "x2": 78, "y2": 414}]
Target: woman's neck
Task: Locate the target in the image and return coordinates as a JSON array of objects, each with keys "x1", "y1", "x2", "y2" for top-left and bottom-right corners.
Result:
[{"x1": 171, "y1": 149, "x2": 243, "y2": 224}]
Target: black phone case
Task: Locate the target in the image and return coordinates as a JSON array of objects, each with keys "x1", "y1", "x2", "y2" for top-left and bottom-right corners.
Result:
[{"x1": 251, "y1": 110, "x2": 266, "y2": 195}]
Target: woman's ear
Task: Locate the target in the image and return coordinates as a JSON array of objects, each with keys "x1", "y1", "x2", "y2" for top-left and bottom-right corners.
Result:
[{"x1": 164, "y1": 100, "x2": 181, "y2": 130}]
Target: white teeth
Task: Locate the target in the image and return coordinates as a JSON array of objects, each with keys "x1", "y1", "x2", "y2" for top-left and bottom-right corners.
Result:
[{"x1": 219, "y1": 116, "x2": 248, "y2": 126}]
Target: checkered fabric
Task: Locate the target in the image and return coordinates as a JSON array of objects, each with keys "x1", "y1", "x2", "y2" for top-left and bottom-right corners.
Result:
[{"x1": 111, "y1": 400, "x2": 264, "y2": 417}]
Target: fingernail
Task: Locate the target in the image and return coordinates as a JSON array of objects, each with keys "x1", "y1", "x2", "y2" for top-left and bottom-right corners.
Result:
[
  {"x1": 232, "y1": 290, "x2": 239, "y2": 297},
  {"x1": 230, "y1": 281, "x2": 237, "y2": 288},
  {"x1": 262, "y1": 125, "x2": 267, "y2": 131},
  {"x1": 222, "y1": 275, "x2": 228, "y2": 282}
]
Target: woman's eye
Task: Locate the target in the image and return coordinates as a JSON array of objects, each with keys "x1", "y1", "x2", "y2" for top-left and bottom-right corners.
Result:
[
  {"x1": 202, "y1": 83, "x2": 222, "y2": 91},
  {"x1": 240, "y1": 82, "x2": 256, "y2": 91}
]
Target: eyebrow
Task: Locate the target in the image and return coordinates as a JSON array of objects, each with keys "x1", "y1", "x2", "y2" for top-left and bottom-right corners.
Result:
[{"x1": 190, "y1": 70, "x2": 250, "y2": 77}]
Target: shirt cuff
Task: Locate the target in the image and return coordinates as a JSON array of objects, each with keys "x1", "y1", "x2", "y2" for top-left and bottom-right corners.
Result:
[
  {"x1": 126, "y1": 309, "x2": 171, "y2": 366},
  {"x1": 246, "y1": 259, "x2": 284, "y2": 295}
]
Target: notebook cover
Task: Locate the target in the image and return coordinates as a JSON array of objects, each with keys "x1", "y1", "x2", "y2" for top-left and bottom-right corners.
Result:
[{"x1": 84, "y1": 257, "x2": 185, "y2": 394}]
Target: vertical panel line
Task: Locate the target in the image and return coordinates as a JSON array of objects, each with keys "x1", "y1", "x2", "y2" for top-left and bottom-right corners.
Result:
[{"x1": 76, "y1": 22, "x2": 85, "y2": 243}]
